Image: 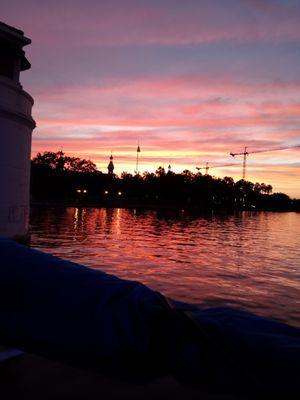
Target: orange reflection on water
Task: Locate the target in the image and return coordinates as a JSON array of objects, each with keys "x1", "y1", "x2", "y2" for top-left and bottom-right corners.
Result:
[{"x1": 30, "y1": 208, "x2": 300, "y2": 328}]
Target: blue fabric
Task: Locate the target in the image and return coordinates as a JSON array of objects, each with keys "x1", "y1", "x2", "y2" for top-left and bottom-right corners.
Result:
[{"x1": 0, "y1": 238, "x2": 299, "y2": 395}]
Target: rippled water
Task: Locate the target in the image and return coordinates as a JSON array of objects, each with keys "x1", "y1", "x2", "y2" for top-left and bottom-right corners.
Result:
[{"x1": 30, "y1": 207, "x2": 300, "y2": 328}]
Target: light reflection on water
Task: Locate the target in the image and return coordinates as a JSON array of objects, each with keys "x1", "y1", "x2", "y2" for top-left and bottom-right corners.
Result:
[{"x1": 30, "y1": 207, "x2": 300, "y2": 328}]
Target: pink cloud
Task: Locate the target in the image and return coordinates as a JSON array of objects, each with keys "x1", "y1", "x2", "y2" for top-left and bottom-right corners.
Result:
[
  {"x1": 31, "y1": 75, "x2": 300, "y2": 187},
  {"x1": 3, "y1": 1, "x2": 299, "y2": 195}
]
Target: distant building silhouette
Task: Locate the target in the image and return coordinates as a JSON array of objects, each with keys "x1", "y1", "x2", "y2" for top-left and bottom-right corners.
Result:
[
  {"x1": 135, "y1": 142, "x2": 141, "y2": 175},
  {"x1": 108, "y1": 153, "x2": 114, "y2": 175}
]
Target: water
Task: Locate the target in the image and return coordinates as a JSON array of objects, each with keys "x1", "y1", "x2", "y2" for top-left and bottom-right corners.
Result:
[{"x1": 30, "y1": 207, "x2": 300, "y2": 328}]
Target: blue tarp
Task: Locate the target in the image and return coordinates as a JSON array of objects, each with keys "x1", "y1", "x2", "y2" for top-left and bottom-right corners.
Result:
[{"x1": 0, "y1": 238, "x2": 299, "y2": 395}]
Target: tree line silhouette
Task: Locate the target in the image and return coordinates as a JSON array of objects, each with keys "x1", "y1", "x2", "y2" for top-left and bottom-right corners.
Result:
[{"x1": 31, "y1": 151, "x2": 300, "y2": 211}]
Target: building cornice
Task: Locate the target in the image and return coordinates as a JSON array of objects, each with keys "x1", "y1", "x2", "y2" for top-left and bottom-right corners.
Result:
[
  {"x1": 0, "y1": 105, "x2": 36, "y2": 129},
  {"x1": 0, "y1": 76, "x2": 34, "y2": 105}
]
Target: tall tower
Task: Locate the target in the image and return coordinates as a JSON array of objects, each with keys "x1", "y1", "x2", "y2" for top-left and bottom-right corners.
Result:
[
  {"x1": 0, "y1": 22, "x2": 36, "y2": 241},
  {"x1": 135, "y1": 142, "x2": 141, "y2": 175},
  {"x1": 107, "y1": 153, "x2": 114, "y2": 175}
]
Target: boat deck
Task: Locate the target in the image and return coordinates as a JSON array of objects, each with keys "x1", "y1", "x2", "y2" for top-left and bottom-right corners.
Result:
[{"x1": 0, "y1": 353, "x2": 244, "y2": 400}]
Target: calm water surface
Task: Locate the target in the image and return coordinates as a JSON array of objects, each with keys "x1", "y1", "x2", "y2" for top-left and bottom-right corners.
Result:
[{"x1": 30, "y1": 207, "x2": 300, "y2": 328}]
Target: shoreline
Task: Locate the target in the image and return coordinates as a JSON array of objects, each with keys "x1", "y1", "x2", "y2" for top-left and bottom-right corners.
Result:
[{"x1": 30, "y1": 200, "x2": 300, "y2": 213}]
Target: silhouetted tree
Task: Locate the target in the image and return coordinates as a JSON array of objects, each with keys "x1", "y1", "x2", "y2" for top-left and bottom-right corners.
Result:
[
  {"x1": 32, "y1": 151, "x2": 65, "y2": 171},
  {"x1": 223, "y1": 176, "x2": 234, "y2": 186},
  {"x1": 30, "y1": 151, "x2": 293, "y2": 211},
  {"x1": 155, "y1": 166, "x2": 166, "y2": 177},
  {"x1": 32, "y1": 151, "x2": 97, "y2": 173},
  {"x1": 180, "y1": 170, "x2": 194, "y2": 187},
  {"x1": 121, "y1": 172, "x2": 133, "y2": 179},
  {"x1": 266, "y1": 185, "x2": 273, "y2": 195},
  {"x1": 143, "y1": 171, "x2": 155, "y2": 180},
  {"x1": 254, "y1": 182, "x2": 262, "y2": 193},
  {"x1": 261, "y1": 183, "x2": 273, "y2": 195},
  {"x1": 66, "y1": 157, "x2": 97, "y2": 173}
]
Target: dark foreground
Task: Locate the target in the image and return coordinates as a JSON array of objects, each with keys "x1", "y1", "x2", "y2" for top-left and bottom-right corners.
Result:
[
  {"x1": 1, "y1": 353, "x2": 243, "y2": 400},
  {"x1": 1, "y1": 239, "x2": 300, "y2": 398}
]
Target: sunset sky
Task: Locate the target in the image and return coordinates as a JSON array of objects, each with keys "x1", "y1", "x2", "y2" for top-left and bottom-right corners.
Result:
[{"x1": 2, "y1": 0, "x2": 300, "y2": 197}]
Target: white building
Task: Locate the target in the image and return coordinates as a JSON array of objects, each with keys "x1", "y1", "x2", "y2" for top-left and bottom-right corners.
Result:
[{"x1": 0, "y1": 22, "x2": 35, "y2": 240}]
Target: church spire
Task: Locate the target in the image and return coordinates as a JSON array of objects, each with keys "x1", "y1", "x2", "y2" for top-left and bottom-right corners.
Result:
[{"x1": 107, "y1": 152, "x2": 114, "y2": 175}]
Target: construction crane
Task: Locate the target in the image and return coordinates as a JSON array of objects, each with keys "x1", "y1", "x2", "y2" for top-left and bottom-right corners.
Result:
[
  {"x1": 196, "y1": 162, "x2": 238, "y2": 175},
  {"x1": 230, "y1": 144, "x2": 300, "y2": 180},
  {"x1": 230, "y1": 146, "x2": 249, "y2": 180},
  {"x1": 196, "y1": 162, "x2": 210, "y2": 175}
]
